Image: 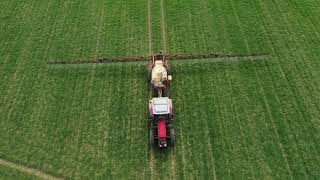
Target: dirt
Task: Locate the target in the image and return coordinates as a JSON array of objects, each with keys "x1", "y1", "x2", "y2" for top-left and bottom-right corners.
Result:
[
  {"x1": 147, "y1": 0, "x2": 152, "y2": 54},
  {"x1": 148, "y1": 84, "x2": 156, "y2": 178},
  {"x1": 160, "y1": 0, "x2": 167, "y2": 53},
  {"x1": 0, "y1": 159, "x2": 63, "y2": 180},
  {"x1": 149, "y1": 148, "x2": 156, "y2": 179},
  {"x1": 171, "y1": 148, "x2": 177, "y2": 180}
]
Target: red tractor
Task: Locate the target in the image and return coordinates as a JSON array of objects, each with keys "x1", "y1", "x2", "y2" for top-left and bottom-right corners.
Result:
[{"x1": 148, "y1": 97, "x2": 175, "y2": 148}]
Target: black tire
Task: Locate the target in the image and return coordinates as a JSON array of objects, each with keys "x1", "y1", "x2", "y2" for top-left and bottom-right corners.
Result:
[
  {"x1": 170, "y1": 127, "x2": 176, "y2": 145},
  {"x1": 165, "y1": 63, "x2": 171, "y2": 74},
  {"x1": 166, "y1": 84, "x2": 172, "y2": 98},
  {"x1": 149, "y1": 123, "x2": 155, "y2": 146},
  {"x1": 150, "y1": 85, "x2": 157, "y2": 98},
  {"x1": 149, "y1": 85, "x2": 153, "y2": 99},
  {"x1": 147, "y1": 63, "x2": 152, "y2": 81}
]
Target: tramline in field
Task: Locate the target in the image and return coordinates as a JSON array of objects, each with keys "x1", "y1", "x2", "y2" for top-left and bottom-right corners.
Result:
[{"x1": 148, "y1": 52, "x2": 174, "y2": 148}]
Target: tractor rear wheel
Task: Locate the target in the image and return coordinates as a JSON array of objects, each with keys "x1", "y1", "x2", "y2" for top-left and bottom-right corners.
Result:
[
  {"x1": 170, "y1": 127, "x2": 175, "y2": 145},
  {"x1": 165, "y1": 63, "x2": 171, "y2": 74},
  {"x1": 149, "y1": 123, "x2": 155, "y2": 145}
]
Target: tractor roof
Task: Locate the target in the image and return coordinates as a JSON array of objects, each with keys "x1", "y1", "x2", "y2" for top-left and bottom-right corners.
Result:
[{"x1": 152, "y1": 97, "x2": 170, "y2": 115}]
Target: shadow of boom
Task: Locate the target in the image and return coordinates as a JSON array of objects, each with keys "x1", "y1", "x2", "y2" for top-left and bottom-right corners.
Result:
[{"x1": 46, "y1": 52, "x2": 270, "y2": 65}]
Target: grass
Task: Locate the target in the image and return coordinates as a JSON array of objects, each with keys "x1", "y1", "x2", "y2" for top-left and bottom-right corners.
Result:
[
  {"x1": 164, "y1": 0, "x2": 320, "y2": 178},
  {"x1": 0, "y1": 0, "x2": 320, "y2": 179}
]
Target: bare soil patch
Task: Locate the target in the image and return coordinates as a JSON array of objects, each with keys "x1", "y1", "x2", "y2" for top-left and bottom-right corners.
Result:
[{"x1": 0, "y1": 159, "x2": 63, "y2": 180}]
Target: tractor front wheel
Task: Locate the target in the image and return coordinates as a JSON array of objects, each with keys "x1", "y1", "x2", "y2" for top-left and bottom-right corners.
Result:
[
  {"x1": 165, "y1": 63, "x2": 171, "y2": 74},
  {"x1": 147, "y1": 63, "x2": 152, "y2": 81},
  {"x1": 166, "y1": 84, "x2": 172, "y2": 98}
]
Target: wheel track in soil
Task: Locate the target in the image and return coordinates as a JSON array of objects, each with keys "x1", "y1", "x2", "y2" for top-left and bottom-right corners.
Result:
[
  {"x1": 0, "y1": 159, "x2": 63, "y2": 180},
  {"x1": 160, "y1": 0, "x2": 167, "y2": 53},
  {"x1": 147, "y1": 0, "x2": 152, "y2": 54},
  {"x1": 147, "y1": 0, "x2": 155, "y2": 179},
  {"x1": 159, "y1": 0, "x2": 177, "y2": 179}
]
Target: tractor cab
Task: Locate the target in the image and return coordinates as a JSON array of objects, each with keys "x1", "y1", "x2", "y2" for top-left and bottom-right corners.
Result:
[{"x1": 148, "y1": 97, "x2": 175, "y2": 148}]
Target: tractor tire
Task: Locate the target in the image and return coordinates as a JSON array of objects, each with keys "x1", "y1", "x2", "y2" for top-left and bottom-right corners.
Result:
[
  {"x1": 149, "y1": 123, "x2": 155, "y2": 146},
  {"x1": 165, "y1": 63, "x2": 171, "y2": 74},
  {"x1": 166, "y1": 84, "x2": 172, "y2": 98},
  {"x1": 147, "y1": 63, "x2": 152, "y2": 81},
  {"x1": 149, "y1": 85, "x2": 157, "y2": 98},
  {"x1": 170, "y1": 127, "x2": 176, "y2": 145}
]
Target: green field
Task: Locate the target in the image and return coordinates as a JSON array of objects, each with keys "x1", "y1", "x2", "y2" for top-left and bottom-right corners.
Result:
[{"x1": 1, "y1": 0, "x2": 320, "y2": 179}]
